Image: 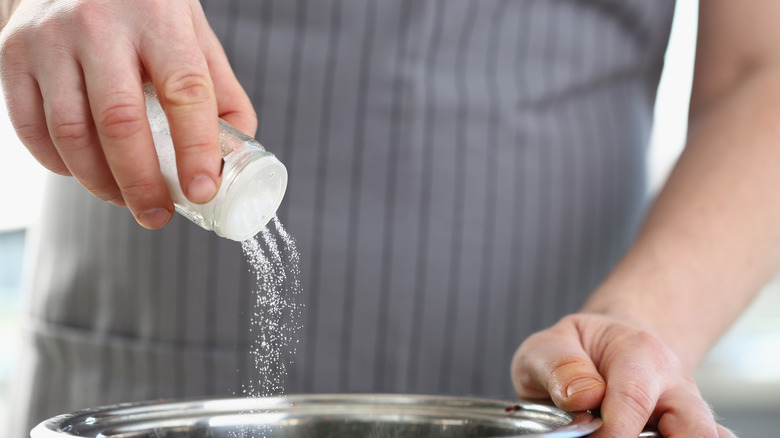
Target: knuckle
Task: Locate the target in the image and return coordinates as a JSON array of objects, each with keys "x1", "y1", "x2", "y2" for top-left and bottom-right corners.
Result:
[
  {"x1": 97, "y1": 100, "x2": 146, "y2": 141},
  {"x1": 0, "y1": 32, "x2": 29, "y2": 67},
  {"x1": 85, "y1": 183, "x2": 123, "y2": 204},
  {"x1": 608, "y1": 326, "x2": 680, "y2": 367},
  {"x1": 79, "y1": 176, "x2": 118, "y2": 199},
  {"x1": 633, "y1": 330, "x2": 662, "y2": 347},
  {"x1": 50, "y1": 117, "x2": 92, "y2": 149},
  {"x1": 81, "y1": 178, "x2": 108, "y2": 194},
  {"x1": 174, "y1": 138, "x2": 214, "y2": 157},
  {"x1": 675, "y1": 376, "x2": 707, "y2": 407},
  {"x1": 549, "y1": 356, "x2": 589, "y2": 378},
  {"x1": 241, "y1": 108, "x2": 259, "y2": 131},
  {"x1": 616, "y1": 382, "x2": 656, "y2": 419},
  {"x1": 160, "y1": 71, "x2": 213, "y2": 107},
  {"x1": 635, "y1": 331, "x2": 682, "y2": 370},
  {"x1": 680, "y1": 374, "x2": 700, "y2": 391},
  {"x1": 42, "y1": 157, "x2": 71, "y2": 176},
  {"x1": 50, "y1": 165, "x2": 71, "y2": 176},
  {"x1": 137, "y1": 0, "x2": 171, "y2": 22},
  {"x1": 118, "y1": 176, "x2": 161, "y2": 201},
  {"x1": 13, "y1": 122, "x2": 71, "y2": 176},
  {"x1": 14, "y1": 120, "x2": 51, "y2": 148},
  {"x1": 692, "y1": 421, "x2": 719, "y2": 438},
  {"x1": 72, "y1": 2, "x2": 112, "y2": 35}
]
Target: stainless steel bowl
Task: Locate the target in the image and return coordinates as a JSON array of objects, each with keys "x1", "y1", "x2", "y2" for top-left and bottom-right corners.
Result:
[{"x1": 30, "y1": 394, "x2": 603, "y2": 438}]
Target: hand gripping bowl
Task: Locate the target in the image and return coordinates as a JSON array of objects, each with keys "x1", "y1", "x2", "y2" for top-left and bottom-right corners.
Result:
[{"x1": 30, "y1": 394, "x2": 604, "y2": 438}]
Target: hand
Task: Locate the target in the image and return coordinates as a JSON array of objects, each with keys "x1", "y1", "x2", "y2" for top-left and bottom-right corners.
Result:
[
  {"x1": 511, "y1": 314, "x2": 736, "y2": 437},
  {"x1": 0, "y1": 0, "x2": 256, "y2": 228}
]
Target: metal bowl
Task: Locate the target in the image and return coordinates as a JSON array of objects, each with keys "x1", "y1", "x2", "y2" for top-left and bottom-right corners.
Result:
[{"x1": 30, "y1": 394, "x2": 602, "y2": 438}]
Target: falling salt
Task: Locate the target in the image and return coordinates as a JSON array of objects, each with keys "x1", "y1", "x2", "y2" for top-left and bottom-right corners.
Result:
[
  {"x1": 232, "y1": 216, "x2": 302, "y2": 438},
  {"x1": 240, "y1": 216, "x2": 302, "y2": 398}
]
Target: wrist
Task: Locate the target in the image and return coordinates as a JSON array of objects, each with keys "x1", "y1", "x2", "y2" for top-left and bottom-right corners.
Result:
[{"x1": 578, "y1": 245, "x2": 710, "y2": 372}]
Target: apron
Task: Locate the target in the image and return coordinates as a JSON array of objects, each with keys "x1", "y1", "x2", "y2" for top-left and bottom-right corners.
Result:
[{"x1": 10, "y1": 1, "x2": 675, "y2": 436}]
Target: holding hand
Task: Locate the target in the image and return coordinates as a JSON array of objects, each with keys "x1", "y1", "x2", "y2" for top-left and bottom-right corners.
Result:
[
  {"x1": 511, "y1": 314, "x2": 736, "y2": 437},
  {"x1": 0, "y1": 0, "x2": 256, "y2": 228}
]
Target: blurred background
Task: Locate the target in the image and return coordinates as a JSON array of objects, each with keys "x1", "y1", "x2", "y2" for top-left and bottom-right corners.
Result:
[{"x1": 1, "y1": 1, "x2": 779, "y2": 436}]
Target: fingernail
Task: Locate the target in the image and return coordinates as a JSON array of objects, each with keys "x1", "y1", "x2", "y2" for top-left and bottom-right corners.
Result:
[
  {"x1": 139, "y1": 208, "x2": 172, "y2": 229},
  {"x1": 186, "y1": 174, "x2": 218, "y2": 203},
  {"x1": 566, "y1": 377, "x2": 603, "y2": 397}
]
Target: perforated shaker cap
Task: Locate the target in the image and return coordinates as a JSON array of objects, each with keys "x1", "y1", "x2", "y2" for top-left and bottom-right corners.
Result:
[{"x1": 214, "y1": 153, "x2": 287, "y2": 241}]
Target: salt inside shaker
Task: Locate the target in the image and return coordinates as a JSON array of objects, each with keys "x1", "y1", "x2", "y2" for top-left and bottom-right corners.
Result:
[{"x1": 144, "y1": 84, "x2": 287, "y2": 241}]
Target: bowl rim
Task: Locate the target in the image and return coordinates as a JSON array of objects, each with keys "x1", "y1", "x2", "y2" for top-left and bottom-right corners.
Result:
[{"x1": 30, "y1": 393, "x2": 602, "y2": 438}]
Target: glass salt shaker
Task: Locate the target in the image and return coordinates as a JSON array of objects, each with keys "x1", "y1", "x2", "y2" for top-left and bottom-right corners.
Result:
[{"x1": 144, "y1": 84, "x2": 287, "y2": 241}]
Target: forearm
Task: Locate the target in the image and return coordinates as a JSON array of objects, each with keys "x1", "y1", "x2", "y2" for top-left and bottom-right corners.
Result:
[{"x1": 582, "y1": 67, "x2": 780, "y2": 372}]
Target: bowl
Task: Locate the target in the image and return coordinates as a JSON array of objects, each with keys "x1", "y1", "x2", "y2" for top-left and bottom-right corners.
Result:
[{"x1": 30, "y1": 394, "x2": 602, "y2": 437}]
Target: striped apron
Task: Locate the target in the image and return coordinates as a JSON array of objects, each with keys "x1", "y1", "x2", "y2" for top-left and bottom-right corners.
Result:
[{"x1": 10, "y1": 1, "x2": 675, "y2": 435}]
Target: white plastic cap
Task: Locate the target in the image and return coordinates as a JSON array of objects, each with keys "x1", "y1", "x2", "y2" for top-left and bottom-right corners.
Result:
[{"x1": 215, "y1": 153, "x2": 287, "y2": 241}]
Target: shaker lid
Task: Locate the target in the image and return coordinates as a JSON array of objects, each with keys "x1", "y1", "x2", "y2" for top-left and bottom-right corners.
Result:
[{"x1": 216, "y1": 152, "x2": 287, "y2": 241}]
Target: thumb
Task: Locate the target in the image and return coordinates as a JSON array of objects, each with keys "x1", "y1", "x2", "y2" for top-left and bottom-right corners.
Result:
[{"x1": 511, "y1": 322, "x2": 606, "y2": 412}]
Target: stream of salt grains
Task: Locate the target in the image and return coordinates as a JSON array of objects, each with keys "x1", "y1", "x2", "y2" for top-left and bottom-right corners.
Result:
[{"x1": 232, "y1": 216, "x2": 303, "y2": 438}]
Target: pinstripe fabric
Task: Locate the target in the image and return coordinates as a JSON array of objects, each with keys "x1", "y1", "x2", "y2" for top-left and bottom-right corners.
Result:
[{"x1": 10, "y1": 1, "x2": 675, "y2": 435}]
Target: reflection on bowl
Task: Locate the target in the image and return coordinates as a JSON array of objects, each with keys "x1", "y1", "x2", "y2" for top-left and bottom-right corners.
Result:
[{"x1": 30, "y1": 394, "x2": 602, "y2": 438}]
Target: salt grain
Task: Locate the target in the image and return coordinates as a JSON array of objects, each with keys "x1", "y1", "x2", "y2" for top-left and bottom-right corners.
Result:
[
  {"x1": 240, "y1": 216, "x2": 302, "y2": 398},
  {"x1": 233, "y1": 216, "x2": 302, "y2": 437}
]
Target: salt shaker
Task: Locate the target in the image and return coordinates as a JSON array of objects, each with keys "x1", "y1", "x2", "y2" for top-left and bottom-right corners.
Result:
[{"x1": 144, "y1": 84, "x2": 287, "y2": 241}]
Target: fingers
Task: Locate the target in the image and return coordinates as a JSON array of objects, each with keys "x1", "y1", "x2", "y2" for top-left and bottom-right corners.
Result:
[
  {"x1": 583, "y1": 321, "x2": 720, "y2": 438},
  {"x1": 1, "y1": 68, "x2": 70, "y2": 176},
  {"x1": 514, "y1": 314, "x2": 725, "y2": 437},
  {"x1": 141, "y1": 3, "x2": 221, "y2": 205},
  {"x1": 597, "y1": 378, "x2": 719, "y2": 438},
  {"x1": 191, "y1": 2, "x2": 257, "y2": 136},
  {"x1": 2, "y1": 0, "x2": 253, "y2": 227},
  {"x1": 511, "y1": 317, "x2": 606, "y2": 412},
  {"x1": 595, "y1": 349, "x2": 662, "y2": 437},
  {"x1": 654, "y1": 384, "x2": 720, "y2": 438},
  {"x1": 0, "y1": 11, "x2": 66, "y2": 174},
  {"x1": 80, "y1": 34, "x2": 173, "y2": 228},
  {"x1": 38, "y1": 57, "x2": 125, "y2": 206},
  {"x1": 593, "y1": 331, "x2": 720, "y2": 438}
]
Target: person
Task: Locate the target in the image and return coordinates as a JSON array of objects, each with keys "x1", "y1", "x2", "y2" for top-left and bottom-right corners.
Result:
[{"x1": 3, "y1": 0, "x2": 775, "y2": 436}]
